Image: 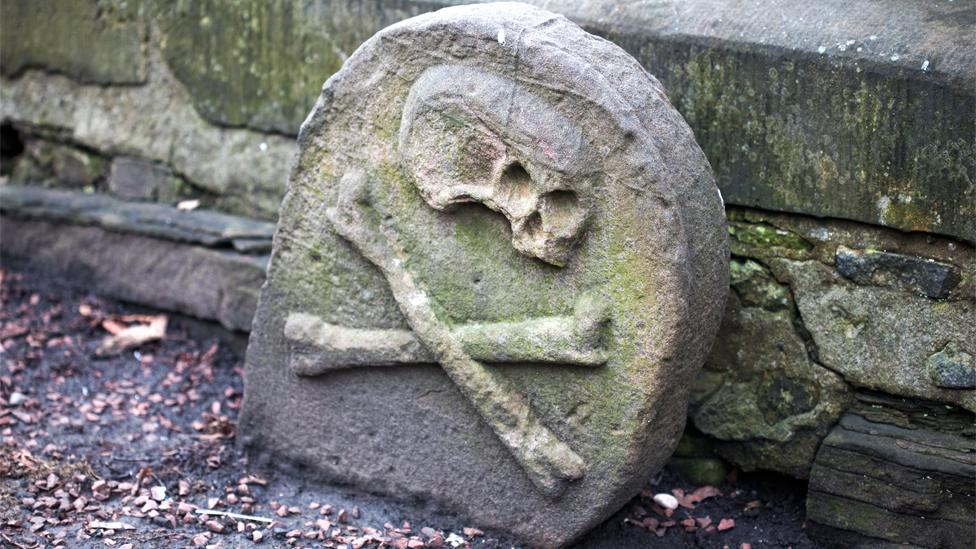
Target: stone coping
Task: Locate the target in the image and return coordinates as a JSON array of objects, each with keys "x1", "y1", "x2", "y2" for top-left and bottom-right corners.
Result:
[
  {"x1": 0, "y1": 185, "x2": 275, "y2": 253},
  {"x1": 542, "y1": 0, "x2": 974, "y2": 92}
]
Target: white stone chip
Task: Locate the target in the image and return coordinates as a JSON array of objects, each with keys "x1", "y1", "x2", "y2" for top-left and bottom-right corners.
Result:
[
  {"x1": 151, "y1": 485, "x2": 167, "y2": 501},
  {"x1": 653, "y1": 493, "x2": 679, "y2": 510}
]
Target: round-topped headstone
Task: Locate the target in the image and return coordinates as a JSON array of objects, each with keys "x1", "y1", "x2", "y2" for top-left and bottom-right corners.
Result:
[{"x1": 240, "y1": 3, "x2": 728, "y2": 546}]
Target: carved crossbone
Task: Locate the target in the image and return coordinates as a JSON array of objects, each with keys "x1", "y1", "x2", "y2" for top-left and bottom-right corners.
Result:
[
  {"x1": 309, "y1": 169, "x2": 610, "y2": 497},
  {"x1": 285, "y1": 293, "x2": 609, "y2": 374}
]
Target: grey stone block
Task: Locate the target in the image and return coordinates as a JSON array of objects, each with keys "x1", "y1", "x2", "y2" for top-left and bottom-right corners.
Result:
[
  {"x1": 0, "y1": 217, "x2": 266, "y2": 332},
  {"x1": 836, "y1": 245, "x2": 961, "y2": 299},
  {"x1": 108, "y1": 156, "x2": 179, "y2": 201},
  {"x1": 0, "y1": 185, "x2": 274, "y2": 252},
  {"x1": 807, "y1": 399, "x2": 975, "y2": 549}
]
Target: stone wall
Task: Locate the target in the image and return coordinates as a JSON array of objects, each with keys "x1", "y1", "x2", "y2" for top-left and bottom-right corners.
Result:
[
  {"x1": 4, "y1": 1, "x2": 973, "y2": 235},
  {"x1": 694, "y1": 207, "x2": 972, "y2": 476},
  {"x1": 1, "y1": 1, "x2": 973, "y2": 541}
]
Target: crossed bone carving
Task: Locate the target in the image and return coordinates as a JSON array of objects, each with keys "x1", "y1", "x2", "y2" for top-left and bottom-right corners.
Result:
[
  {"x1": 285, "y1": 294, "x2": 609, "y2": 373},
  {"x1": 292, "y1": 169, "x2": 610, "y2": 498}
]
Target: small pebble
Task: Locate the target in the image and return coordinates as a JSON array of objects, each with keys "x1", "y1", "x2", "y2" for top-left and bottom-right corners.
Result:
[
  {"x1": 150, "y1": 485, "x2": 166, "y2": 501},
  {"x1": 9, "y1": 392, "x2": 26, "y2": 406},
  {"x1": 652, "y1": 493, "x2": 679, "y2": 510}
]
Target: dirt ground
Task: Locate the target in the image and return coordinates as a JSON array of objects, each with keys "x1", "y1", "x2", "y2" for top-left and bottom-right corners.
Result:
[{"x1": 0, "y1": 267, "x2": 816, "y2": 548}]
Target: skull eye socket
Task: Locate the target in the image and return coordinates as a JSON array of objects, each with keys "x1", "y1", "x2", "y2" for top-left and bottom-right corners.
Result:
[
  {"x1": 522, "y1": 211, "x2": 543, "y2": 239},
  {"x1": 539, "y1": 190, "x2": 584, "y2": 235}
]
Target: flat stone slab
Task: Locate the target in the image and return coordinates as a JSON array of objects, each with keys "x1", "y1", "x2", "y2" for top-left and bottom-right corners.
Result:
[
  {"x1": 807, "y1": 400, "x2": 975, "y2": 548},
  {"x1": 0, "y1": 217, "x2": 266, "y2": 332},
  {"x1": 240, "y1": 3, "x2": 727, "y2": 546},
  {"x1": 0, "y1": 185, "x2": 275, "y2": 253}
]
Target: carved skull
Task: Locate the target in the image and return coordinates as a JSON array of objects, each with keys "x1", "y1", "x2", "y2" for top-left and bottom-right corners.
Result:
[{"x1": 398, "y1": 65, "x2": 593, "y2": 267}]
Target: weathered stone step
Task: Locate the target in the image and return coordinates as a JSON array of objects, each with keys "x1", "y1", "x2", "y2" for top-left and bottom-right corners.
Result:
[
  {"x1": 0, "y1": 185, "x2": 275, "y2": 253},
  {"x1": 0, "y1": 186, "x2": 270, "y2": 332}
]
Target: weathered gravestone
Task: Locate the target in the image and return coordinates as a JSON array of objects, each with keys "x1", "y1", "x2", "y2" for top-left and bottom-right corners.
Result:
[{"x1": 240, "y1": 3, "x2": 728, "y2": 545}]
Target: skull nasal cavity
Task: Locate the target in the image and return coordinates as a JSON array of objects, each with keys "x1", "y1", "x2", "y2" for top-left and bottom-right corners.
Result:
[
  {"x1": 541, "y1": 190, "x2": 582, "y2": 226},
  {"x1": 496, "y1": 162, "x2": 537, "y2": 209}
]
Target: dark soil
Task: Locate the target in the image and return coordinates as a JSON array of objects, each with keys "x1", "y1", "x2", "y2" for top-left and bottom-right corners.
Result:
[{"x1": 0, "y1": 267, "x2": 816, "y2": 548}]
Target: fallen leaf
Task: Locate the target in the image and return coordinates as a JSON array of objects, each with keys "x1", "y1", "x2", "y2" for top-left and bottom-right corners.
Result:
[
  {"x1": 678, "y1": 485, "x2": 723, "y2": 509},
  {"x1": 91, "y1": 480, "x2": 111, "y2": 501},
  {"x1": 687, "y1": 485, "x2": 722, "y2": 504},
  {"x1": 0, "y1": 321, "x2": 29, "y2": 340},
  {"x1": 718, "y1": 518, "x2": 735, "y2": 531},
  {"x1": 100, "y1": 319, "x2": 129, "y2": 336},
  {"x1": 96, "y1": 315, "x2": 167, "y2": 356},
  {"x1": 133, "y1": 467, "x2": 151, "y2": 496}
]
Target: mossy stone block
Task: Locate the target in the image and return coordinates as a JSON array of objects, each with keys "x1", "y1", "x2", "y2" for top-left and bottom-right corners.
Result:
[
  {"x1": 158, "y1": 0, "x2": 436, "y2": 134},
  {"x1": 0, "y1": 0, "x2": 146, "y2": 84},
  {"x1": 667, "y1": 457, "x2": 728, "y2": 487}
]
